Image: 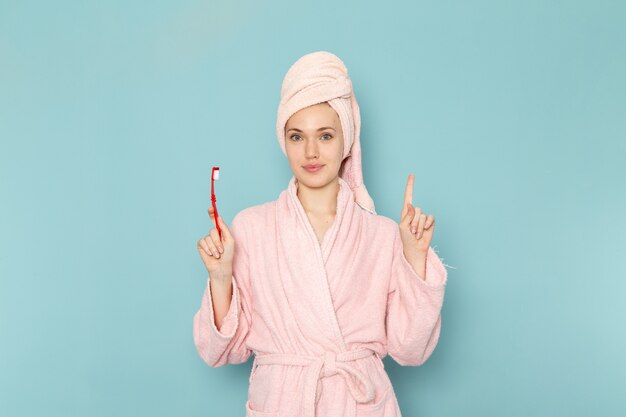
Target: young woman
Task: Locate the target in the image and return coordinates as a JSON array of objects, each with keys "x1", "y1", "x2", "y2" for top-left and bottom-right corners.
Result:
[{"x1": 194, "y1": 51, "x2": 448, "y2": 417}]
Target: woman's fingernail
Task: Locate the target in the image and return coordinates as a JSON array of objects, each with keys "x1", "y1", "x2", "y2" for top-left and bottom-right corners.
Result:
[{"x1": 218, "y1": 246, "x2": 223, "y2": 253}]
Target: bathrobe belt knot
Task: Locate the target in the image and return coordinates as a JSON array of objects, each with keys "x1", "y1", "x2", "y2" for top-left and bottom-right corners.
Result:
[{"x1": 254, "y1": 347, "x2": 377, "y2": 417}]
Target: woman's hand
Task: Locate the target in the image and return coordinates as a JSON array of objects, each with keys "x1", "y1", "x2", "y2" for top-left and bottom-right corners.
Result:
[
  {"x1": 197, "y1": 207, "x2": 235, "y2": 281},
  {"x1": 399, "y1": 174, "x2": 435, "y2": 268}
]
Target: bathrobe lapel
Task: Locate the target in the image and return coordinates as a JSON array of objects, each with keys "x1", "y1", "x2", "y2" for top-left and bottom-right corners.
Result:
[{"x1": 275, "y1": 176, "x2": 358, "y2": 352}]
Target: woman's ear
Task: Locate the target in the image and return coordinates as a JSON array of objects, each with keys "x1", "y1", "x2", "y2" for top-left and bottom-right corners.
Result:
[{"x1": 338, "y1": 157, "x2": 347, "y2": 177}]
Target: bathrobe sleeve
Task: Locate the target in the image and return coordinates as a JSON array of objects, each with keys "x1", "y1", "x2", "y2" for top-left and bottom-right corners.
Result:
[
  {"x1": 193, "y1": 213, "x2": 253, "y2": 367},
  {"x1": 385, "y1": 227, "x2": 448, "y2": 366}
]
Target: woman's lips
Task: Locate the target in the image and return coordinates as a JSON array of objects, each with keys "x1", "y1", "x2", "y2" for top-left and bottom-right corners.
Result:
[{"x1": 303, "y1": 165, "x2": 324, "y2": 173}]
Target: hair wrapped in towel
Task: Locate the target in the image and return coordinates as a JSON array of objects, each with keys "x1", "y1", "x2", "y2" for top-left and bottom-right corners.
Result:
[{"x1": 276, "y1": 50, "x2": 376, "y2": 215}]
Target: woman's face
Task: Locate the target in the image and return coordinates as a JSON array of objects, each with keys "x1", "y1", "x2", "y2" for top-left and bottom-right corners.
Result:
[{"x1": 284, "y1": 102, "x2": 345, "y2": 190}]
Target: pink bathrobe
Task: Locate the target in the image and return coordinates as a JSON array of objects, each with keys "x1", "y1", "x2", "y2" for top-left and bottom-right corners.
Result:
[{"x1": 193, "y1": 176, "x2": 448, "y2": 417}]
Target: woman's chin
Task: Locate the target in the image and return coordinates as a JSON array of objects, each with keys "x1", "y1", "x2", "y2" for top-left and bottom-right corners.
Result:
[{"x1": 295, "y1": 173, "x2": 339, "y2": 189}]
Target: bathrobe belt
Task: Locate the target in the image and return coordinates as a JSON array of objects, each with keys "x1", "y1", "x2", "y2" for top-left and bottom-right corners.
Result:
[{"x1": 254, "y1": 347, "x2": 377, "y2": 417}]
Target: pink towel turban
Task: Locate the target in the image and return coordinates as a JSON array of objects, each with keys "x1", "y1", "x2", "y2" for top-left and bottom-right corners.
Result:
[{"x1": 276, "y1": 51, "x2": 377, "y2": 215}]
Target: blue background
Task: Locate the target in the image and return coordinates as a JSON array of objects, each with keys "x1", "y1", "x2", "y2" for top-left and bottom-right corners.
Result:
[{"x1": 1, "y1": 1, "x2": 625, "y2": 416}]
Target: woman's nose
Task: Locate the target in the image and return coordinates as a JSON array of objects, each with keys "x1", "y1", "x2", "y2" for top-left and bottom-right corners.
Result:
[{"x1": 305, "y1": 139, "x2": 319, "y2": 158}]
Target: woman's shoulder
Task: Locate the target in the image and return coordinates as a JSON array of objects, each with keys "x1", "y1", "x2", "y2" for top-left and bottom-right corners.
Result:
[
  {"x1": 361, "y1": 209, "x2": 397, "y2": 230},
  {"x1": 359, "y1": 211, "x2": 400, "y2": 242},
  {"x1": 232, "y1": 201, "x2": 276, "y2": 229},
  {"x1": 228, "y1": 202, "x2": 275, "y2": 248}
]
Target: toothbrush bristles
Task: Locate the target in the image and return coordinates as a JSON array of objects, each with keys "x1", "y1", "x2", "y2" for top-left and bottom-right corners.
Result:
[{"x1": 213, "y1": 167, "x2": 220, "y2": 181}]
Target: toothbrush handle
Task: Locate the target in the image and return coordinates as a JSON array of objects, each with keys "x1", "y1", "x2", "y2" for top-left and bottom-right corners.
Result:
[{"x1": 211, "y1": 194, "x2": 223, "y2": 241}]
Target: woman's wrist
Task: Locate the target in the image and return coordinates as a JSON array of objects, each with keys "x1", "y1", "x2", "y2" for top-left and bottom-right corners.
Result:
[
  {"x1": 405, "y1": 250, "x2": 427, "y2": 281},
  {"x1": 209, "y1": 269, "x2": 233, "y2": 284}
]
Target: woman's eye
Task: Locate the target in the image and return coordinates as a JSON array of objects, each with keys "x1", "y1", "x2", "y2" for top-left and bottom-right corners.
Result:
[{"x1": 290, "y1": 134, "x2": 332, "y2": 141}]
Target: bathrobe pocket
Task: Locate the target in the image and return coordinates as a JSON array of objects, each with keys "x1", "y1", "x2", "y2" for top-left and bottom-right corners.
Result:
[
  {"x1": 245, "y1": 400, "x2": 279, "y2": 417},
  {"x1": 246, "y1": 363, "x2": 280, "y2": 417},
  {"x1": 355, "y1": 384, "x2": 392, "y2": 416}
]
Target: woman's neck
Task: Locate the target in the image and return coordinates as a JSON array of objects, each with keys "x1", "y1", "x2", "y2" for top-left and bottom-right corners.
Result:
[{"x1": 296, "y1": 178, "x2": 339, "y2": 217}]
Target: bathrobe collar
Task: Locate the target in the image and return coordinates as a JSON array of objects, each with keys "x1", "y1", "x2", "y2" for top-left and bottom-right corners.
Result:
[{"x1": 275, "y1": 175, "x2": 365, "y2": 352}]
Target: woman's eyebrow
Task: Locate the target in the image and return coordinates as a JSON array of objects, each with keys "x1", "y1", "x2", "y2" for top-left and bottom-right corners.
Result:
[{"x1": 287, "y1": 127, "x2": 336, "y2": 133}]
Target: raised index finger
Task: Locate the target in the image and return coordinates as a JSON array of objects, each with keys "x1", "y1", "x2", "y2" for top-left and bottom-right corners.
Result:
[{"x1": 404, "y1": 174, "x2": 414, "y2": 206}]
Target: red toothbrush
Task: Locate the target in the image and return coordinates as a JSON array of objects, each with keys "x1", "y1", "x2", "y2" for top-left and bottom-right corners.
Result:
[{"x1": 211, "y1": 166, "x2": 222, "y2": 241}]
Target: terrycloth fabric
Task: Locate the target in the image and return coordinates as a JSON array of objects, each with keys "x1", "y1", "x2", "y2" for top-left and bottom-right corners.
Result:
[
  {"x1": 193, "y1": 176, "x2": 448, "y2": 417},
  {"x1": 276, "y1": 51, "x2": 376, "y2": 215}
]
